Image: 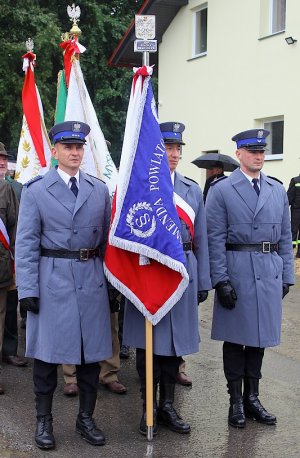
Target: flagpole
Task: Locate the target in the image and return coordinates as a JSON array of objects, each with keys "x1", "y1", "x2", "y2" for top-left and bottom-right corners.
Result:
[
  {"x1": 134, "y1": 14, "x2": 157, "y2": 442},
  {"x1": 141, "y1": 29, "x2": 154, "y2": 444},
  {"x1": 145, "y1": 318, "x2": 153, "y2": 441}
]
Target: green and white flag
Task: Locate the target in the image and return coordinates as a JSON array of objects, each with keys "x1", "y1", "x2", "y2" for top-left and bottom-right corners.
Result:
[{"x1": 58, "y1": 38, "x2": 118, "y2": 199}]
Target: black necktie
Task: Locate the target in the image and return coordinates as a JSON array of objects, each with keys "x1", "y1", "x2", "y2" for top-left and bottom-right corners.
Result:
[
  {"x1": 252, "y1": 178, "x2": 260, "y2": 196},
  {"x1": 70, "y1": 177, "x2": 78, "y2": 197}
]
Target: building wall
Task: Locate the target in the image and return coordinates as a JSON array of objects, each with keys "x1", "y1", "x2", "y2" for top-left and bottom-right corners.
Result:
[{"x1": 158, "y1": 0, "x2": 300, "y2": 188}]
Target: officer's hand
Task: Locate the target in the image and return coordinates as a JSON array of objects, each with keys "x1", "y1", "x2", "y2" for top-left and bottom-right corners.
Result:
[
  {"x1": 282, "y1": 283, "x2": 290, "y2": 299},
  {"x1": 215, "y1": 281, "x2": 237, "y2": 310},
  {"x1": 19, "y1": 297, "x2": 39, "y2": 314},
  {"x1": 108, "y1": 285, "x2": 120, "y2": 313},
  {"x1": 198, "y1": 291, "x2": 208, "y2": 304}
]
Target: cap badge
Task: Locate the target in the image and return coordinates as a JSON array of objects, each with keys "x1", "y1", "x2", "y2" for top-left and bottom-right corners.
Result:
[
  {"x1": 173, "y1": 123, "x2": 181, "y2": 132},
  {"x1": 73, "y1": 122, "x2": 81, "y2": 132},
  {"x1": 257, "y1": 130, "x2": 264, "y2": 138}
]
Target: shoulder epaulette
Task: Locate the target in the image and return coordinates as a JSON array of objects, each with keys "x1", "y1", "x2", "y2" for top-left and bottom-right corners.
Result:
[
  {"x1": 210, "y1": 175, "x2": 228, "y2": 186},
  {"x1": 267, "y1": 175, "x2": 283, "y2": 185},
  {"x1": 184, "y1": 176, "x2": 198, "y2": 185},
  {"x1": 24, "y1": 175, "x2": 43, "y2": 187},
  {"x1": 86, "y1": 173, "x2": 106, "y2": 184}
]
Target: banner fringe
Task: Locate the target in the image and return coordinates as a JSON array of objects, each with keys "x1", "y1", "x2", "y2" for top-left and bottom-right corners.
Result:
[{"x1": 104, "y1": 262, "x2": 189, "y2": 326}]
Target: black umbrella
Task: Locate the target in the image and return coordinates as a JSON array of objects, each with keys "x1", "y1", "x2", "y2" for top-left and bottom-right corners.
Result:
[{"x1": 192, "y1": 152, "x2": 239, "y2": 172}]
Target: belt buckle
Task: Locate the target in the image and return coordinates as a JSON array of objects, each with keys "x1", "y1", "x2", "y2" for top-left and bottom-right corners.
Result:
[
  {"x1": 79, "y1": 248, "x2": 89, "y2": 261},
  {"x1": 262, "y1": 242, "x2": 271, "y2": 253}
]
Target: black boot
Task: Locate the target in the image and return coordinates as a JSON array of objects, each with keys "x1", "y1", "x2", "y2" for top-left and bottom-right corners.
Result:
[
  {"x1": 227, "y1": 380, "x2": 246, "y2": 428},
  {"x1": 157, "y1": 383, "x2": 190, "y2": 434},
  {"x1": 35, "y1": 394, "x2": 55, "y2": 449},
  {"x1": 296, "y1": 246, "x2": 300, "y2": 258},
  {"x1": 76, "y1": 391, "x2": 106, "y2": 445},
  {"x1": 244, "y1": 378, "x2": 276, "y2": 425},
  {"x1": 139, "y1": 384, "x2": 158, "y2": 436}
]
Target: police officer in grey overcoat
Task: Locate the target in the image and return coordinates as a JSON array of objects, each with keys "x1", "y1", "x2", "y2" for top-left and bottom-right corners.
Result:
[
  {"x1": 206, "y1": 129, "x2": 294, "y2": 429},
  {"x1": 123, "y1": 122, "x2": 211, "y2": 435},
  {"x1": 15, "y1": 121, "x2": 112, "y2": 450}
]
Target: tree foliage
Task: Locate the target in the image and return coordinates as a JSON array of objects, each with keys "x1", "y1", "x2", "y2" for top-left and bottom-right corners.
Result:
[{"x1": 0, "y1": 0, "x2": 144, "y2": 164}]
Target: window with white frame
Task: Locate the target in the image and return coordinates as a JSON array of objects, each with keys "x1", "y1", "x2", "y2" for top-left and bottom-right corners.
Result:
[
  {"x1": 193, "y1": 3, "x2": 208, "y2": 57},
  {"x1": 260, "y1": 0, "x2": 286, "y2": 37},
  {"x1": 261, "y1": 117, "x2": 284, "y2": 159}
]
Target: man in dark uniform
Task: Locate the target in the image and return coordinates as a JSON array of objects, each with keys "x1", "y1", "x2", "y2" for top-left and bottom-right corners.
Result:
[
  {"x1": 287, "y1": 174, "x2": 300, "y2": 257},
  {"x1": 206, "y1": 129, "x2": 294, "y2": 429},
  {"x1": 123, "y1": 122, "x2": 211, "y2": 435},
  {"x1": 0, "y1": 173, "x2": 19, "y2": 394},
  {"x1": 203, "y1": 161, "x2": 225, "y2": 203},
  {"x1": 0, "y1": 142, "x2": 27, "y2": 367},
  {"x1": 16, "y1": 121, "x2": 112, "y2": 450}
]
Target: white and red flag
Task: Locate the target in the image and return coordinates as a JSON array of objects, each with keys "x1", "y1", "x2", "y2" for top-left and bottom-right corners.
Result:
[
  {"x1": 104, "y1": 66, "x2": 189, "y2": 325},
  {"x1": 59, "y1": 38, "x2": 118, "y2": 199},
  {"x1": 0, "y1": 216, "x2": 14, "y2": 272},
  {"x1": 15, "y1": 51, "x2": 51, "y2": 183}
]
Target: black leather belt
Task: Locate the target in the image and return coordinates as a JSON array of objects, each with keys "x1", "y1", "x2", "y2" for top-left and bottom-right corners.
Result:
[
  {"x1": 226, "y1": 242, "x2": 279, "y2": 253},
  {"x1": 183, "y1": 241, "x2": 193, "y2": 251},
  {"x1": 41, "y1": 247, "x2": 101, "y2": 261}
]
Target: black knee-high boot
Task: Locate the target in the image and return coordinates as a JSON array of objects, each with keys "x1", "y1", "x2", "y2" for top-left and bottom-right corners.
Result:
[
  {"x1": 158, "y1": 383, "x2": 190, "y2": 433},
  {"x1": 76, "y1": 391, "x2": 106, "y2": 445},
  {"x1": 244, "y1": 378, "x2": 276, "y2": 425},
  {"x1": 227, "y1": 379, "x2": 246, "y2": 428},
  {"x1": 35, "y1": 394, "x2": 55, "y2": 449}
]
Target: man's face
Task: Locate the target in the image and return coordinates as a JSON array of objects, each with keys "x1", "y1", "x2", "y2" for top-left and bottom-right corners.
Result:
[
  {"x1": 208, "y1": 166, "x2": 223, "y2": 177},
  {"x1": 165, "y1": 143, "x2": 181, "y2": 172},
  {"x1": 236, "y1": 148, "x2": 265, "y2": 176},
  {"x1": 52, "y1": 142, "x2": 84, "y2": 175},
  {"x1": 0, "y1": 154, "x2": 8, "y2": 179}
]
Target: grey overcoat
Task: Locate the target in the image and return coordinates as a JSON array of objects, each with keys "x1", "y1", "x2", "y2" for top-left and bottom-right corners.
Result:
[
  {"x1": 15, "y1": 168, "x2": 112, "y2": 364},
  {"x1": 123, "y1": 172, "x2": 212, "y2": 356},
  {"x1": 206, "y1": 169, "x2": 294, "y2": 348}
]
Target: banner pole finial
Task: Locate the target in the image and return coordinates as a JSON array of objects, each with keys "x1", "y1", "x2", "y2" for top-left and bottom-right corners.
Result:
[
  {"x1": 134, "y1": 15, "x2": 157, "y2": 67},
  {"x1": 67, "y1": 3, "x2": 82, "y2": 38}
]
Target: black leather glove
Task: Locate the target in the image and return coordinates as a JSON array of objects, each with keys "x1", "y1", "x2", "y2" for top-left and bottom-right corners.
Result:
[
  {"x1": 215, "y1": 281, "x2": 237, "y2": 310},
  {"x1": 282, "y1": 283, "x2": 290, "y2": 299},
  {"x1": 108, "y1": 286, "x2": 120, "y2": 313},
  {"x1": 19, "y1": 297, "x2": 39, "y2": 314},
  {"x1": 198, "y1": 291, "x2": 208, "y2": 304}
]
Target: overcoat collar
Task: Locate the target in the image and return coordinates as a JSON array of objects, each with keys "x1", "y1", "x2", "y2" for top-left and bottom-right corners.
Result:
[
  {"x1": 229, "y1": 168, "x2": 274, "y2": 215},
  {"x1": 44, "y1": 168, "x2": 94, "y2": 217},
  {"x1": 174, "y1": 172, "x2": 191, "y2": 200}
]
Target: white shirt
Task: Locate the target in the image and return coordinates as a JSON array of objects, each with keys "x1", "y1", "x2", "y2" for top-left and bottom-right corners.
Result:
[
  {"x1": 57, "y1": 168, "x2": 80, "y2": 190},
  {"x1": 171, "y1": 171, "x2": 175, "y2": 186},
  {"x1": 240, "y1": 170, "x2": 261, "y2": 191}
]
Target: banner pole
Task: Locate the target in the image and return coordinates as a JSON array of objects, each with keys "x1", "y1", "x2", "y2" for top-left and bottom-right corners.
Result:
[
  {"x1": 145, "y1": 318, "x2": 153, "y2": 440},
  {"x1": 134, "y1": 14, "x2": 157, "y2": 442}
]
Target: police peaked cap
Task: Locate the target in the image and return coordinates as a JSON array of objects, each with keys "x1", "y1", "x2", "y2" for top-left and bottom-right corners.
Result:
[
  {"x1": 160, "y1": 122, "x2": 186, "y2": 145},
  {"x1": 49, "y1": 121, "x2": 90, "y2": 145},
  {"x1": 232, "y1": 129, "x2": 269, "y2": 151}
]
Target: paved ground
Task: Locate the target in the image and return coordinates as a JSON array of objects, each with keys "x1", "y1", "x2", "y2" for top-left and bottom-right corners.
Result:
[{"x1": 0, "y1": 258, "x2": 299, "y2": 458}]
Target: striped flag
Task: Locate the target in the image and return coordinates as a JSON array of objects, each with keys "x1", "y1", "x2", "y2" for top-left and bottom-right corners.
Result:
[
  {"x1": 0, "y1": 216, "x2": 14, "y2": 272},
  {"x1": 104, "y1": 66, "x2": 189, "y2": 325},
  {"x1": 15, "y1": 51, "x2": 51, "y2": 184},
  {"x1": 59, "y1": 38, "x2": 118, "y2": 199}
]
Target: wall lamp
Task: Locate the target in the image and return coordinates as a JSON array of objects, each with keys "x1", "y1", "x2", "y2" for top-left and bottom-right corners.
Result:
[{"x1": 285, "y1": 36, "x2": 297, "y2": 45}]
